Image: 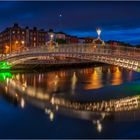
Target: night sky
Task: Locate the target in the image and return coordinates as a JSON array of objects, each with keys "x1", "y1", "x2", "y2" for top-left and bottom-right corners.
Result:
[{"x1": 0, "y1": 1, "x2": 140, "y2": 45}]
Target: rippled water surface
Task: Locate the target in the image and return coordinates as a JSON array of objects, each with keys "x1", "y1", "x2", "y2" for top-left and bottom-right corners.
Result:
[{"x1": 0, "y1": 65, "x2": 140, "y2": 138}]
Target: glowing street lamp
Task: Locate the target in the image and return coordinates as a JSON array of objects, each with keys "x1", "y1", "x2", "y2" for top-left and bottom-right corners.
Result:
[
  {"x1": 50, "y1": 34, "x2": 54, "y2": 41},
  {"x1": 96, "y1": 28, "x2": 101, "y2": 39}
]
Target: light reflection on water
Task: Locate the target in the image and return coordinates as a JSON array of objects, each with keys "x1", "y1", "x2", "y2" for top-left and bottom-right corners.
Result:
[
  {"x1": 12, "y1": 65, "x2": 133, "y2": 94},
  {"x1": 1, "y1": 65, "x2": 140, "y2": 137},
  {"x1": 2, "y1": 65, "x2": 140, "y2": 112},
  {"x1": 2, "y1": 65, "x2": 139, "y2": 103},
  {"x1": 111, "y1": 67, "x2": 122, "y2": 86}
]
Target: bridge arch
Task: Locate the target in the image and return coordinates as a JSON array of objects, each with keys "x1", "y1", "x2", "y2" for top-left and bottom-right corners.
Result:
[{"x1": 0, "y1": 45, "x2": 140, "y2": 72}]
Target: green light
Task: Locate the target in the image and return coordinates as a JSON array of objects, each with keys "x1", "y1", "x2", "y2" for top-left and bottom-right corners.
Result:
[
  {"x1": 0, "y1": 61, "x2": 11, "y2": 70},
  {"x1": 0, "y1": 71, "x2": 13, "y2": 81}
]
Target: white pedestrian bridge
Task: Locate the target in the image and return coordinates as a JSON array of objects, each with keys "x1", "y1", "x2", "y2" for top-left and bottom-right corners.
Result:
[{"x1": 0, "y1": 43, "x2": 140, "y2": 72}]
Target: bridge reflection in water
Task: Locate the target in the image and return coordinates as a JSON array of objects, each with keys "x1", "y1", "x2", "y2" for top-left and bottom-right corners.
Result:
[{"x1": 0, "y1": 65, "x2": 140, "y2": 133}]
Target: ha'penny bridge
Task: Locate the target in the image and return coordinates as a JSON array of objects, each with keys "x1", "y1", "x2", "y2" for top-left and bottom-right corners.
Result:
[{"x1": 0, "y1": 43, "x2": 140, "y2": 72}]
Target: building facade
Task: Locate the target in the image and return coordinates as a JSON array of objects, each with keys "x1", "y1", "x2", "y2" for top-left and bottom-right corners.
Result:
[
  {"x1": 66, "y1": 35, "x2": 79, "y2": 44},
  {"x1": 0, "y1": 23, "x2": 48, "y2": 53},
  {"x1": 84, "y1": 37, "x2": 96, "y2": 43},
  {"x1": 78, "y1": 38, "x2": 85, "y2": 44},
  {"x1": 0, "y1": 23, "x2": 98, "y2": 54}
]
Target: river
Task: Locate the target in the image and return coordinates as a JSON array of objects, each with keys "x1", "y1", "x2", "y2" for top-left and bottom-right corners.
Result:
[{"x1": 0, "y1": 65, "x2": 140, "y2": 138}]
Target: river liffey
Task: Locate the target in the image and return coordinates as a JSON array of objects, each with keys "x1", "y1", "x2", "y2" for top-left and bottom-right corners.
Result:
[{"x1": 1, "y1": 65, "x2": 140, "y2": 138}]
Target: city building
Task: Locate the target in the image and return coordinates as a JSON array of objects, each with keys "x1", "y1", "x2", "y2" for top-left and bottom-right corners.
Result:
[
  {"x1": 0, "y1": 23, "x2": 99, "y2": 53},
  {"x1": 55, "y1": 32, "x2": 66, "y2": 44},
  {"x1": 66, "y1": 35, "x2": 79, "y2": 44},
  {"x1": 84, "y1": 37, "x2": 96, "y2": 43},
  {"x1": 0, "y1": 23, "x2": 48, "y2": 53},
  {"x1": 47, "y1": 29, "x2": 55, "y2": 42},
  {"x1": 78, "y1": 38, "x2": 85, "y2": 44},
  {"x1": 55, "y1": 32, "x2": 66, "y2": 40},
  {"x1": 92, "y1": 38, "x2": 105, "y2": 48}
]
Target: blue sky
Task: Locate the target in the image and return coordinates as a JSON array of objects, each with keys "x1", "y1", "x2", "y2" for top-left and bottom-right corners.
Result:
[
  {"x1": 0, "y1": 1, "x2": 140, "y2": 45},
  {"x1": 68, "y1": 28, "x2": 140, "y2": 45}
]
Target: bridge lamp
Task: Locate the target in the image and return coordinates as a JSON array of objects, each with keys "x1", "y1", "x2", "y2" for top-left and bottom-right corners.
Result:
[
  {"x1": 50, "y1": 34, "x2": 54, "y2": 40},
  {"x1": 96, "y1": 28, "x2": 101, "y2": 39}
]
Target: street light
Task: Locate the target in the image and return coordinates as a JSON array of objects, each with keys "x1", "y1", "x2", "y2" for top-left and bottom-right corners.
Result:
[
  {"x1": 96, "y1": 28, "x2": 101, "y2": 39},
  {"x1": 50, "y1": 34, "x2": 54, "y2": 41}
]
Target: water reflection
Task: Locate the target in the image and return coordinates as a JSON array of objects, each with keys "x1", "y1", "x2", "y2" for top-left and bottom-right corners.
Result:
[
  {"x1": 71, "y1": 72, "x2": 77, "y2": 94},
  {"x1": 84, "y1": 68, "x2": 103, "y2": 89},
  {"x1": 111, "y1": 67, "x2": 122, "y2": 86},
  {"x1": 2, "y1": 76, "x2": 140, "y2": 133},
  {"x1": 0, "y1": 65, "x2": 138, "y2": 134},
  {"x1": 8, "y1": 65, "x2": 133, "y2": 94},
  {"x1": 20, "y1": 98, "x2": 25, "y2": 108},
  {"x1": 0, "y1": 66, "x2": 138, "y2": 113},
  {"x1": 0, "y1": 71, "x2": 13, "y2": 81}
]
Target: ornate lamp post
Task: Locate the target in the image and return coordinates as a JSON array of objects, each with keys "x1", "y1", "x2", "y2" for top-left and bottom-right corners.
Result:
[
  {"x1": 50, "y1": 34, "x2": 54, "y2": 47},
  {"x1": 96, "y1": 28, "x2": 101, "y2": 39},
  {"x1": 50, "y1": 34, "x2": 54, "y2": 41}
]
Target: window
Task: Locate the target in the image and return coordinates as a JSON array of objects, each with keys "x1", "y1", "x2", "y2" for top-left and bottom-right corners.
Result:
[{"x1": 17, "y1": 31, "x2": 20, "y2": 34}]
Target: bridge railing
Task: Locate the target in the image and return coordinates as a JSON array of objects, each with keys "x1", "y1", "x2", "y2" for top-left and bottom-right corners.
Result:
[
  {"x1": 0, "y1": 46, "x2": 113, "y2": 60},
  {"x1": 1, "y1": 43, "x2": 140, "y2": 61}
]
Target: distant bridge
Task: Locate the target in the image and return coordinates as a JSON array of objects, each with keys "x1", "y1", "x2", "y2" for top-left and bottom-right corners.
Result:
[{"x1": 0, "y1": 44, "x2": 140, "y2": 72}]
